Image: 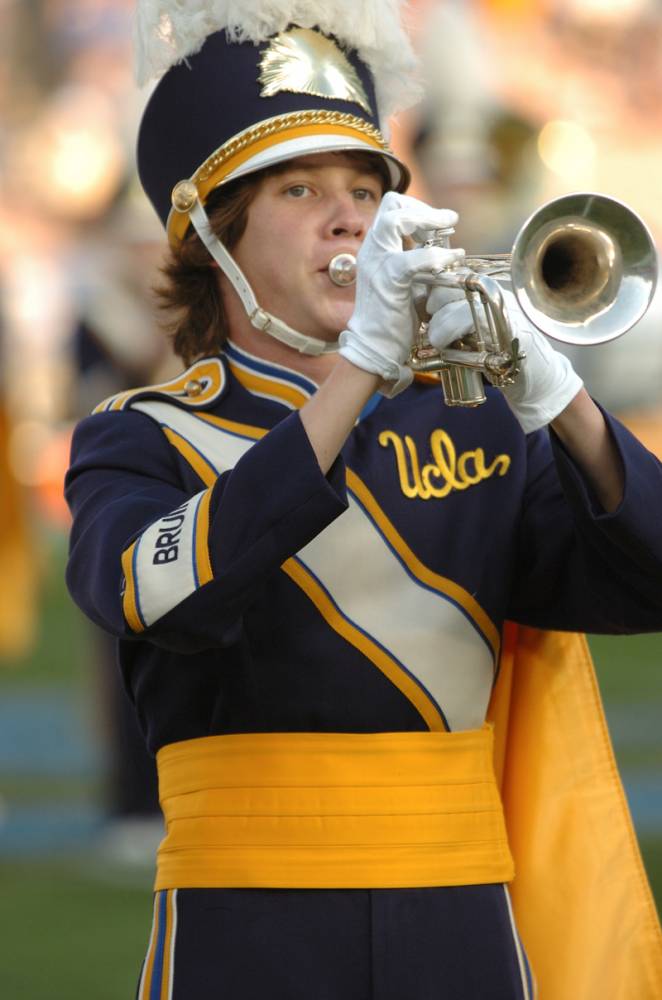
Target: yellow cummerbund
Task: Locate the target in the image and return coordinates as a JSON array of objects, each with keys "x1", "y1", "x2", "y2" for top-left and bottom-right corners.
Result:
[{"x1": 155, "y1": 726, "x2": 514, "y2": 890}]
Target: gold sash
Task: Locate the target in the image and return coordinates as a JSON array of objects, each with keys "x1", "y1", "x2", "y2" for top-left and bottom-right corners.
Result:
[{"x1": 155, "y1": 726, "x2": 514, "y2": 890}]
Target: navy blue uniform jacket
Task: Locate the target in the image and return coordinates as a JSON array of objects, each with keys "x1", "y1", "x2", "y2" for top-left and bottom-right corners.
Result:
[{"x1": 65, "y1": 342, "x2": 662, "y2": 754}]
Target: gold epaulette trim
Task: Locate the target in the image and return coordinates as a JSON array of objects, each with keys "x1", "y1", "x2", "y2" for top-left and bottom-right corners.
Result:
[{"x1": 92, "y1": 358, "x2": 226, "y2": 414}]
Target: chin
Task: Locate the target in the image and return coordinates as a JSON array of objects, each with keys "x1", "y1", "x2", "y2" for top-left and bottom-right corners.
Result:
[
  {"x1": 291, "y1": 316, "x2": 348, "y2": 345},
  {"x1": 281, "y1": 297, "x2": 353, "y2": 343},
  {"x1": 322, "y1": 303, "x2": 354, "y2": 338}
]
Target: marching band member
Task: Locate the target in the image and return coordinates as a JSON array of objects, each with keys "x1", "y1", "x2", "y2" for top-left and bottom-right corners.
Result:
[{"x1": 65, "y1": 3, "x2": 662, "y2": 996}]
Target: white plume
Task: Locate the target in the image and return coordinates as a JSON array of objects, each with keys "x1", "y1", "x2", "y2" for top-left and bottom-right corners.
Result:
[{"x1": 134, "y1": 0, "x2": 421, "y2": 121}]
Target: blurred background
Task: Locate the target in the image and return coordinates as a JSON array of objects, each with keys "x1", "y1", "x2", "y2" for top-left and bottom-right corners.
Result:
[{"x1": 1, "y1": 1, "x2": 661, "y2": 996}]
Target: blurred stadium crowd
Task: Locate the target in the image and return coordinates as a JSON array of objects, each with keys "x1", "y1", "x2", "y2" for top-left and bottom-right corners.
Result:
[{"x1": 0, "y1": 0, "x2": 661, "y2": 968}]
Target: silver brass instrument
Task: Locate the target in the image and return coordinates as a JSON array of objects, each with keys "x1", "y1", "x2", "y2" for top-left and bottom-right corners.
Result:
[
  {"x1": 329, "y1": 193, "x2": 657, "y2": 407},
  {"x1": 409, "y1": 192, "x2": 658, "y2": 406}
]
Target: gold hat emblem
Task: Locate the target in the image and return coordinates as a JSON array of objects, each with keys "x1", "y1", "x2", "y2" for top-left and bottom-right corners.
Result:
[{"x1": 259, "y1": 28, "x2": 372, "y2": 115}]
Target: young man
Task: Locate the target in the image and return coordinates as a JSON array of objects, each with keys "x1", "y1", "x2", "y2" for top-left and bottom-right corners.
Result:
[{"x1": 65, "y1": 8, "x2": 662, "y2": 998}]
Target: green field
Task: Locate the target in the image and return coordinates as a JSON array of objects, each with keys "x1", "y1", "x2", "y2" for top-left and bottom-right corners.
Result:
[
  {"x1": 0, "y1": 859, "x2": 152, "y2": 1000},
  {"x1": 1, "y1": 534, "x2": 661, "y2": 998}
]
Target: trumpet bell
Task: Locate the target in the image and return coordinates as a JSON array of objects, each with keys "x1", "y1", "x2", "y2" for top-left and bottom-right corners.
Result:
[{"x1": 511, "y1": 193, "x2": 657, "y2": 346}]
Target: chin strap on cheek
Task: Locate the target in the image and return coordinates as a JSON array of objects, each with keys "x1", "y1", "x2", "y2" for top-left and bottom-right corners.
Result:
[{"x1": 188, "y1": 200, "x2": 339, "y2": 356}]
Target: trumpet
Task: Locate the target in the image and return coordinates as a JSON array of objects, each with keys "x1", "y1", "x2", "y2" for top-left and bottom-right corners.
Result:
[{"x1": 329, "y1": 193, "x2": 658, "y2": 407}]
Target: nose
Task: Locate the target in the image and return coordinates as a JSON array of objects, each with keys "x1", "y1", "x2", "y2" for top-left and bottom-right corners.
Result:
[{"x1": 324, "y1": 193, "x2": 368, "y2": 240}]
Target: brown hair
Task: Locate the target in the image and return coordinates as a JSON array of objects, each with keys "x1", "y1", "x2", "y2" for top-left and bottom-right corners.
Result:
[
  {"x1": 155, "y1": 175, "x2": 259, "y2": 365},
  {"x1": 155, "y1": 152, "x2": 391, "y2": 365}
]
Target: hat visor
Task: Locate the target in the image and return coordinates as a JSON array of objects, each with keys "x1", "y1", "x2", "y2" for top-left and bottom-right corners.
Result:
[
  {"x1": 222, "y1": 134, "x2": 408, "y2": 191},
  {"x1": 167, "y1": 123, "x2": 409, "y2": 243}
]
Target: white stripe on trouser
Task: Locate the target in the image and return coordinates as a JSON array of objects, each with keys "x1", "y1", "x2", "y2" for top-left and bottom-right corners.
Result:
[
  {"x1": 502, "y1": 885, "x2": 537, "y2": 1000},
  {"x1": 167, "y1": 890, "x2": 178, "y2": 1000}
]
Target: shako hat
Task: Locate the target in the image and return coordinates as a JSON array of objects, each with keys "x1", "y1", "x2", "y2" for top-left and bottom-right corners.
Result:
[
  {"x1": 135, "y1": 2, "x2": 417, "y2": 244},
  {"x1": 133, "y1": 2, "x2": 419, "y2": 356}
]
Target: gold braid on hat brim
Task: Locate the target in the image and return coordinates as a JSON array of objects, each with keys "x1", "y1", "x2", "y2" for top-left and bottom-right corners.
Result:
[{"x1": 168, "y1": 110, "x2": 402, "y2": 243}]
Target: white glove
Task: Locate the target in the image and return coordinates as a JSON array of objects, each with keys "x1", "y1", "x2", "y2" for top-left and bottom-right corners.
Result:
[
  {"x1": 338, "y1": 192, "x2": 463, "y2": 396},
  {"x1": 424, "y1": 283, "x2": 469, "y2": 351},
  {"x1": 426, "y1": 285, "x2": 583, "y2": 432}
]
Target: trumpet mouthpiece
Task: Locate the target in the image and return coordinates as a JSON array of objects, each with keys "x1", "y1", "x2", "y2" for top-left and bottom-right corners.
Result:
[{"x1": 328, "y1": 253, "x2": 356, "y2": 286}]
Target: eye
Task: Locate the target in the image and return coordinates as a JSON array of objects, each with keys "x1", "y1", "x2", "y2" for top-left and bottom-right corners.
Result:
[
  {"x1": 353, "y1": 186, "x2": 379, "y2": 202},
  {"x1": 284, "y1": 184, "x2": 312, "y2": 198}
]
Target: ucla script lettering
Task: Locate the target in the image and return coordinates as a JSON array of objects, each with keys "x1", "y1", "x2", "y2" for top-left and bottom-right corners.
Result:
[{"x1": 378, "y1": 429, "x2": 511, "y2": 500}]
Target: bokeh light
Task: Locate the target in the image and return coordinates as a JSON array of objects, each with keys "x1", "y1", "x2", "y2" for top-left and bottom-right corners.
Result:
[
  {"x1": 16, "y1": 84, "x2": 126, "y2": 220},
  {"x1": 537, "y1": 119, "x2": 597, "y2": 186},
  {"x1": 562, "y1": 0, "x2": 649, "y2": 18}
]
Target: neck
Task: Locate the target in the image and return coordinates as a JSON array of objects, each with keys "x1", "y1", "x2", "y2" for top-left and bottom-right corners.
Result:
[
  {"x1": 228, "y1": 324, "x2": 340, "y2": 386},
  {"x1": 218, "y1": 271, "x2": 341, "y2": 384}
]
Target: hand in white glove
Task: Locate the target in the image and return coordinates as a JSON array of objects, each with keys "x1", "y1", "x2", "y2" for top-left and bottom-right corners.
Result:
[
  {"x1": 425, "y1": 284, "x2": 583, "y2": 432},
  {"x1": 425, "y1": 282, "x2": 480, "y2": 349},
  {"x1": 338, "y1": 192, "x2": 463, "y2": 396}
]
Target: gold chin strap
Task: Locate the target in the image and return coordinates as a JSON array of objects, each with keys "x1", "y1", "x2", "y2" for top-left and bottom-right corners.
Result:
[{"x1": 188, "y1": 199, "x2": 339, "y2": 356}]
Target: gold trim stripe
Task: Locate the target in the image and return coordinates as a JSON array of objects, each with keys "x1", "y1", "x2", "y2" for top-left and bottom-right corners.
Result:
[
  {"x1": 281, "y1": 556, "x2": 447, "y2": 732},
  {"x1": 121, "y1": 540, "x2": 144, "y2": 634},
  {"x1": 93, "y1": 359, "x2": 225, "y2": 414},
  {"x1": 119, "y1": 490, "x2": 214, "y2": 635},
  {"x1": 137, "y1": 890, "x2": 177, "y2": 1000},
  {"x1": 163, "y1": 427, "x2": 217, "y2": 488},
  {"x1": 138, "y1": 892, "x2": 160, "y2": 1000},
  {"x1": 196, "y1": 411, "x2": 268, "y2": 441},
  {"x1": 346, "y1": 467, "x2": 501, "y2": 660},
  {"x1": 168, "y1": 112, "x2": 389, "y2": 242},
  {"x1": 194, "y1": 489, "x2": 214, "y2": 587},
  {"x1": 226, "y1": 358, "x2": 311, "y2": 410}
]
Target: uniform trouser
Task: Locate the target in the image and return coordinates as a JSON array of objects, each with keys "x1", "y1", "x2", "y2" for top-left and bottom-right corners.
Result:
[{"x1": 137, "y1": 884, "x2": 536, "y2": 999}]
